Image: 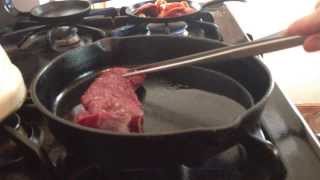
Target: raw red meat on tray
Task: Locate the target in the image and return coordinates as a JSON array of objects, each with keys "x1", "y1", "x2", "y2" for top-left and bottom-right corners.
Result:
[{"x1": 74, "y1": 67, "x2": 145, "y2": 133}]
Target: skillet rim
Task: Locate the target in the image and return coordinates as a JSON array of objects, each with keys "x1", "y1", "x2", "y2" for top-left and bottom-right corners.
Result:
[
  {"x1": 30, "y1": 35, "x2": 274, "y2": 137},
  {"x1": 30, "y1": 1, "x2": 91, "y2": 21}
]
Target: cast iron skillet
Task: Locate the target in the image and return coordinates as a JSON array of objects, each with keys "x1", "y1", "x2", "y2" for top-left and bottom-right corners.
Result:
[
  {"x1": 125, "y1": 0, "x2": 245, "y2": 23},
  {"x1": 29, "y1": 0, "x2": 91, "y2": 24},
  {"x1": 30, "y1": 35, "x2": 273, "y2": 168}
]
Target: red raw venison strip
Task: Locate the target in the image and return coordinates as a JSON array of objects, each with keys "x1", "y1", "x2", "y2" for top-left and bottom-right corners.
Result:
[{"x1": 74, "y1": 67, "x2": 145, "y2": 133}]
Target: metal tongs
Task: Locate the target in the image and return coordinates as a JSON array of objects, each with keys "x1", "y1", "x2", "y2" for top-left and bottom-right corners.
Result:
[{"x1": 123, "y1": 33, "x2": 305, "y2": 77}]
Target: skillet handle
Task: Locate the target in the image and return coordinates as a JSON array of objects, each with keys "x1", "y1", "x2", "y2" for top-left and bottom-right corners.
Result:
[
  {"x1": 202, "y1": 0, "x2": 246, "y2": 8},
  {"x1": 89, "y1": 8, "x2": 118, "y2": 17},
  {"x1": 240, "y1": 133, "x2": 287, "y2": 180},
  {"x1": 0, "y1": 124, "x2": 56, "y2": 180}
]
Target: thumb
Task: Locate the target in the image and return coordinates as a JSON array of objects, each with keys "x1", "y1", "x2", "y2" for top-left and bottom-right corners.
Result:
[{"x1": 303, "y1": 33, "x2": 320, "y2": 52}]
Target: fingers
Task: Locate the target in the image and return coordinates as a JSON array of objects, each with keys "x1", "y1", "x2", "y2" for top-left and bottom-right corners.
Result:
[
  {"x1": 303, "y1": 33, "x2": 320, "y2": 52},
  {"x1": 286, "y1": 8, "x2": 320, "y2": 36},
  {"x1": 286, "y1": 1, "x2": 320, "y2": 52},
  {"x1": 316, "y1": 0, "x2": 320, "y2": 9}
]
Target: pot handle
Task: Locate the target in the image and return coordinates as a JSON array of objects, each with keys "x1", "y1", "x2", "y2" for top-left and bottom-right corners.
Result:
[
  {"x1": 1, "y1": 124, "x2": 56, "y2": 180},
  {"x1": 201, "y1": 0, "x2": 246, "y2": 9}
]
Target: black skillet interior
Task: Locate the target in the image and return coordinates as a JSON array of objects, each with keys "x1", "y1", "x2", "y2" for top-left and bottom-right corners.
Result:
[
  {"x1": 30, "y1": 1, "x2": 91, "y2": 24},
  {"x1": 52, "y1": 66, "x2": 253, "y2": 133}
]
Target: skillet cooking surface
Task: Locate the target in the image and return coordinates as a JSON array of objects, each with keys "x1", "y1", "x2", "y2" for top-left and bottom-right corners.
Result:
[{"x1": 53, "y1": 67, "x2": 253, "y2": 133}]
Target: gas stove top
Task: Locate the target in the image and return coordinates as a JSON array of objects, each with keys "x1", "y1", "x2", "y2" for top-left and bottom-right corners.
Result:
[
  {"x1": 0, "y1": 7, "x2": 222, "y2": 87},
  {"x1": 0, "y1": 4, "x2": 320, "y2": 180}
]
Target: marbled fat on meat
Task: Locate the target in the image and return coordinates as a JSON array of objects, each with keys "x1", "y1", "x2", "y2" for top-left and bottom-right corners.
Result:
[{"x1": 74, "y1": 67, "x2": 145, "y2": 133}]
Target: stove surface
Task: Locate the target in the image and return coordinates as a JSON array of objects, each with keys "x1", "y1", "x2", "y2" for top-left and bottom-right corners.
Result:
[
  {"x1": 0, "y1": 4, "x2": 319, "y2": 180},
  {"x1": 1, "y1": 103, "x2": 286, "y2": 180}
]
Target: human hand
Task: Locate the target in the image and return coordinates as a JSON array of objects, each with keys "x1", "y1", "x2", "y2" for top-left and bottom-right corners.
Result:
[{"x1": 286, "y1": 1, "x2": 320, "y2": 52}]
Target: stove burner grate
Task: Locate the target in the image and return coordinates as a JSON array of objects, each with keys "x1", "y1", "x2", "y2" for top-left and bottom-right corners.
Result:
[
  {"x1": 0, "y1": 106, "x2": 44, "y2": 170},
  {"x1": 48, "y1": 26, "x2": 93, "y2": 52},
  {"x1": 51, "y1": 142, "x2": 285, "y2": 180},
  {"x1": 146, "y1": 21, "x2": 189, "y2": 36}
]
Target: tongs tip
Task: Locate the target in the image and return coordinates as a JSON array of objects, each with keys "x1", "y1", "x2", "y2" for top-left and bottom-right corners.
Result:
[{"x1": 122, "y1": 70, "x2": 138, "y2": 78}]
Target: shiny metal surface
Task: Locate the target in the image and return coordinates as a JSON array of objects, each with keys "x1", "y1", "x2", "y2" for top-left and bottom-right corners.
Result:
[{"x1": 261, "y1": 85, "x2": 320, "y2": 180}]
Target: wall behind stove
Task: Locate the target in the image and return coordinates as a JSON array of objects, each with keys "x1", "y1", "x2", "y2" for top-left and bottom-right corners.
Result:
[{"x1": 227, "y1": 0, "x2": 320, "y2": 104}]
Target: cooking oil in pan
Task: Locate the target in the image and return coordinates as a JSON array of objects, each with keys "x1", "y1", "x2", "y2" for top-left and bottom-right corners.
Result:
[{"x1": 142, "y1": 79, "x2": 246, "y2": 133}]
